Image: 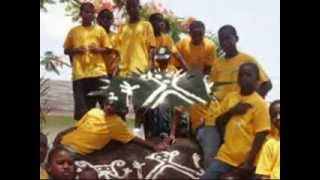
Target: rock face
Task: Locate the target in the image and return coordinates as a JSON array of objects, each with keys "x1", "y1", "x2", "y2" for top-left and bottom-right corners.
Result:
[
  {"x1": 76, "y1": 138, "x2": 205, "y2": 179},
  {"x1": 41, "y1": 80, "x2": 74, "y2": 115}
]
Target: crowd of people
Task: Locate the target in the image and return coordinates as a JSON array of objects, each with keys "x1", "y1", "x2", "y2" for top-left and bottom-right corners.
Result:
[{"x1": 40, "y1": 0, "x2": 280, "y2": 179}]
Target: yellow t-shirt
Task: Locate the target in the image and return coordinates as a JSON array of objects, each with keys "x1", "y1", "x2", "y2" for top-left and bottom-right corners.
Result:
[
  {"x1": 189, "y1": 100, "x2": 221, "y2": 131},
  {"x1": 115, "y1": 21, "x2": 156, "y2": 77},
  {"x1": 255, "y1": 137, "x2": 280, "y2": 179},
  {"x1": 103, "y1": 33, "x2": 120, "y2": 75},
  {"x1": 216, "y1": 91, "x2": 271, "y2": 167},
  {"x1": 64, "y1": 25, "x2": 112, "y2": 81},
  {"x1": 40, "y1": 166, "x2": 48, "y2": 180},
  {"x1": 210, "y1": 52, "x2": 270, "y2": 101},
  {"x1": 155, "y1": 34, "x2": 179, "y2": 68},
  {"x1": 176, "y1": 37, "x2": 216, "y2": 71},
  {"x1": 61, "y1": 108, "x2": 135, "y2": 155}
]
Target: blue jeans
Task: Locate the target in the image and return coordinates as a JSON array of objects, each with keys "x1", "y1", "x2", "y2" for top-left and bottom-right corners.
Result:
[
  {"x1": 196, "y1": 126, "x2": 221, "y2": 168},
  {"x1": 200, "y1": 159, "x2": 236, "y2": 179}
]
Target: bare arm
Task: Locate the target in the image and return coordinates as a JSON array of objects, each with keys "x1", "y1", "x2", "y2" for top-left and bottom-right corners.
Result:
[
  {"x1": 53, "y1": 127, "x2": 77, "y2": 147},
  {"x1": 257, "y1": 80, "x2": 272, "y2": 99},
  {"x1": 173, "y1": 52, "x2": 189, "y2": 71},
  {"x1": 238, "y1": 131, "x2": 269, "y2": 174}
]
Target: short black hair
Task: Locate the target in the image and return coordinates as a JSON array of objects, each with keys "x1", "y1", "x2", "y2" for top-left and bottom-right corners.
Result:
[
  {"x1": 189, "y1": 20, "x2": 205, "y2": 31},
  {"x1": 239, "y1": 62, "x2": 261, "y2": 81},
  {"x1": 270, "y1": 100, "x2": 280, "y2": 109},
  {"x1": 97, "y1": 8, "x2": 114, "y2": 20},
  {"x1": 218, "y1": 24, "x2": 237, "y2": 37},
  {"x1": 149, "y1": 13, "x2": 163, "y2": 23},
  {"x1": 80, "y1": 2, "x2": 95, "y2": 12},
  {"x1": 46, "y1": 145, "x2": 74, "y2": 166}
]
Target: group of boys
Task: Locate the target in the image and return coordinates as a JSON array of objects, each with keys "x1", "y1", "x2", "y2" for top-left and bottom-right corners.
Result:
[{"x1": 40, "y1": 0, "x2": 279, "y2": 179}]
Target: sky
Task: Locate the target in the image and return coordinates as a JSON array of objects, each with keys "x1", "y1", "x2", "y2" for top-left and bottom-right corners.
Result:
[{"x1": 40, "y1": 0, "x2": 280, "y2": 101}]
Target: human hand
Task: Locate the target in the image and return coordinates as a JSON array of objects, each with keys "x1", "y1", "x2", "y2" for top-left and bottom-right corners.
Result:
[{"x1": 237, "y1": 161, "x2": 255, "y2": 176}]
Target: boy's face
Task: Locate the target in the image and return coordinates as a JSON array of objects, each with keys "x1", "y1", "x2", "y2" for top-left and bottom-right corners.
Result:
[
  {"x1": 98, "y1": 13, "x2": 114, "y2": 29},
  {"x1": 238, "y1": 65, "x2": 258, "y2": 93},
  {"x1": 218, "y1": 29, "x2": 237, "y2": 54},
  {"x1": 40, "y1": 136, "x2": 48, "y2": 164},
  {"x1": 104, "y1": 102, "x2": 116, "y2": 115},
  {"x1": 47, "y1": 150, "x2": 76, "y2": 180},
  {"x1": 126, "y1": 0, "x2": 140, "y2": 19},
  {"x1": 80, "y1": 5, "x2": 95, "y2": 25},
  {"x1": 151, "y1": 15, "x2": 165, "y2": 35},
  {"x1": 270, "y1": 103, "x2": 280, "y2": 129},
  {"x1": 190, "y1": 27, "x2": 204, "y2": 45}
]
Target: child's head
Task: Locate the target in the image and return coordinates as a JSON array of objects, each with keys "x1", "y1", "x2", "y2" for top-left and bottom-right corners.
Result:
[
  {"x1": 126, "y1": 0, "x2": 140, "y2": 20},
  {"x1": 80, "y1": 2, "x2": 96, "y2": 26},
  {"x1": 40, "y1": 132, "x2": 48, "y2": 164},
  {"x1": 154, "y1": 47, "x2": 171, "y2": 70},
  {"x1": 78, "y1": 166, "x2": 99, "y2": 180},
  {"x1": 97, "y1": 9, "x2": 114, "y2": 31},
  {"x1": 46, "y1": 145, "x2": 76, "y2": 180},
  {"x1": 162, "y1": 19, "x2": 171, "y2": 34},
  {"x1": 149, "y1": 13, "x2": 165, "y2": 36},
  {"x1": 218, "y1": 25, "x2": 239, "y2": 56},
  {"x1": 189, "y1": 20, "x2": 205, "y2": 45},
  {"x1": 269, "y1": 100, "x2": 280, "y2": 129},
  {"x1": 238, "y1": 63, "x2": 260, "y2": 94}
]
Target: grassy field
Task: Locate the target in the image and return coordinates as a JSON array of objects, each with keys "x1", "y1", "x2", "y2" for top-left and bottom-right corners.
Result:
[{"x1": 41, "y1": 116, "x2": 75, "y2": 145}]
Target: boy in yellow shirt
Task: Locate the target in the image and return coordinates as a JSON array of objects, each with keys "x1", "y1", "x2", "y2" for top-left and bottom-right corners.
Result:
[
  {"x1": 201, "y1": 63, "x2": 271, "y2": 179},
  {"x1": 64, "y1": 3, "x2": 114, "y2": 120},
  {"x1": 115, "y1": 0, "x2": 156, "y2": 77},
  {"x1": 255, "y1": 100, "x2": 280, "y2": 179},
  {"x1": 148, "y1": 13, "x2": 189, "y2": 71},
  {"x1": 176, "y1": 20, "x2": 216, "y2": 74},
  {"x1": 210, "y1": 25, "x2": 272, "y2": 101},
  {"x1": 97, "y1": 8, "x2": 121, "y2": 77},
  {"x1": 40, "y1": 132, "x2": 49, "y2": 179},
  {"x1": 54, "y1": 98, "x2": 167, "y2": 156}
]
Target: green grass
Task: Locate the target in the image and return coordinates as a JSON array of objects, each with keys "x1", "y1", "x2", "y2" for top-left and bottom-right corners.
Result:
[{"x1": 42, "y1": 116, "x2": 75, "y2": 130}]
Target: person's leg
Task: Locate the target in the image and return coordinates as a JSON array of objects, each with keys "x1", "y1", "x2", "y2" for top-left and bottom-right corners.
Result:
[
  {"x1": 84, "y1": 76, "x2": 106, "y2": 109},
  {"x1": 200, "y1": 159, "x2": 235, "y2": 179},
  {"x1": 73, "y1": 80, "x2": 89, "y2": 121},
  {"x1": 196, "y1": 126, "x2": 222, "y2": 168}
]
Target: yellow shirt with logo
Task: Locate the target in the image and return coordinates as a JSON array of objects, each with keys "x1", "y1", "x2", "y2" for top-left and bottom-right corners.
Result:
[
  {"x1": 215, "y1": 91, "x2": 271, "y2": 167},
  {"x1": 176, "y1": 37, "x2": 216, "y2": 71},
  {"x1": 64, "y1": 25, "x2": 112, "y2": 81},
  {"x1": 210, "y1": 52, "x2": 270, "y2": 101},
  {"x1": 114, "y1": 21, "x2": 156, "y2": 77},
  {"x1": 255, "y1": 137, "x2": 280, "y2": 179},
  {"x1": 61, "y1": 108, "x2": 135, "y2": 155}
]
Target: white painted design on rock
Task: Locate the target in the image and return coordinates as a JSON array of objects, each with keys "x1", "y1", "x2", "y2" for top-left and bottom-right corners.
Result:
[{"x1": 75, "y1": 151, "x2": 204, "y2": 179}]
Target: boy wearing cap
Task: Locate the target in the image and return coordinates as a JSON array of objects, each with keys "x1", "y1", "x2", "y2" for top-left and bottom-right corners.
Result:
[{"x1": 54, "y1": 97, "x2": 167, "y2": 156}]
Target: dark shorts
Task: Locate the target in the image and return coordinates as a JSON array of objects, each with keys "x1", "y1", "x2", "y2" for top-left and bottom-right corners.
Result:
[{"x1": 73, "y1": 76, "x2": 107, "y2": 120}]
